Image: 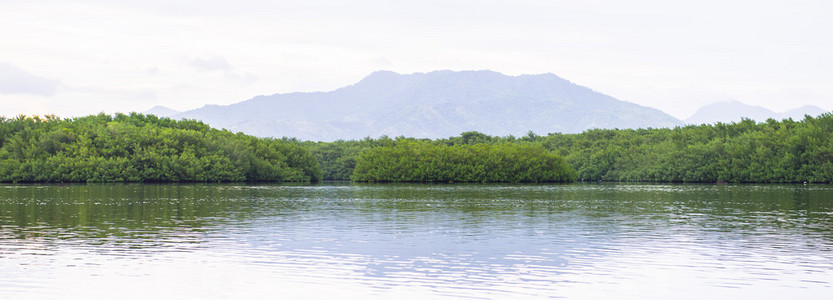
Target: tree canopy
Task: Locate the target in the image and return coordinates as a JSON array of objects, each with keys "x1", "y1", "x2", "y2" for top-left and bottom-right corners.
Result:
[
  {"x1": 0, "y1": 113, "x2": 321, "y2": 183},
  {"x1": 352, "y1": 140, "x2": 576, "y2": 183},
  {"x1": 547, "y1": 114, "x2": 833, "y2": 183},
  {"x1": 305, "y1": 113, "x2": 833, "y2": 184},
  {"x1": 6, "y1": 111, "x2": 832, "y2": 184}
]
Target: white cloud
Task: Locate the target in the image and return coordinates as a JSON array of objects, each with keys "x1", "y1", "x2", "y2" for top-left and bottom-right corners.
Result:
[
  {"x1": 186, "y1": 56, "x2": 256, "y2": 83},
  {"x1": 1, "y1": 0, "x2": 831, "y2": 118},
  {"x1": 188, "y1": 56, "x2": 232, "y2": 72}
]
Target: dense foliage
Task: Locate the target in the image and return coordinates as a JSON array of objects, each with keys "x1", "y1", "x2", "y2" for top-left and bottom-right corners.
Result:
[
  {"x1": 304, "y1": 113, "x2": 833, "y2": 183},
  {"x1": 302, "y1": 132, "x2": 502, "y2": 180},
  {"x1": 302, "y1": 138, "x2": 394, "y2": 180},
  {"x1": 6, "y1": 111, "x2": 830, "y2": 184},
  {"x1": 351, "y1": 140, "x2": 576, "y2": 183},
  {"x1": 548, "y1": 114, "x2": 833, "y2": 183},
  {"x1": 0, "y1": 113, "x2": 321, "y2": 183}
]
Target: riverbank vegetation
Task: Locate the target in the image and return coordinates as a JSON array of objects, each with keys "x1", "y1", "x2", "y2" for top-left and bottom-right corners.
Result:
[
  {"x1": 351, "y1": 141, "x2": 576, "y2": 183},
  {"x1": 305, "y1": 113, "x2": 833, "y2": 183},
  {"x1": 3, "y1": 112, "x2": 831, "y2": 184},
  {"x1": 0, "y1": 113, "x2": 321, "y2": 183}
]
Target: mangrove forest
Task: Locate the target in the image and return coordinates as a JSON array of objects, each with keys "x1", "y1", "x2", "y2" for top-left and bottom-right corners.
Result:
[
  {"x1": 0, "y1": 113, "x2": 321, "y2": 183},
  {"x1": 3, "y1": 112, "x2": 833, "y2": 184},
  {"x1": 304, "y1": 113, "x2": 833, "y2": 184},
  {"x1": 351, "y1": 141, "x2": 576, "y2": 183}
]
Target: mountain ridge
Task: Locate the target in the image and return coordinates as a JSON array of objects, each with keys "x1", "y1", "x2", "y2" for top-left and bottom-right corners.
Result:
[
  {"x1": 142, "y1": 105, "x2": 180, "y2": 118},
  {"x1": 685, "y1": 100, "x2": 827, "y2": 125},
  {"x1": 174, "y1": 70, "x2": 683, "y2": 141}
]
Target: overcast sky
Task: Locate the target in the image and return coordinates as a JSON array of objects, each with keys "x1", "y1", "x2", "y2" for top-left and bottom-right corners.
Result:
[{"x1": 2, "y1": 0, "x2": 831, "y2": 119}]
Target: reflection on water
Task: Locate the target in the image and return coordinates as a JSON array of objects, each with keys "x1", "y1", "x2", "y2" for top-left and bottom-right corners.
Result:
[{"x1": 1, "y1": 183, "x2": 832, "y2": 299}]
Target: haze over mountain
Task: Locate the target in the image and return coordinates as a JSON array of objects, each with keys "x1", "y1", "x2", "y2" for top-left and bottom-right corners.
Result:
[
  {"x1": 684, "y1": 100, "x2": 827, "y2": 125},
  {"x1": 174, "y1": 70, "x2": 682, "y2": 141},
  {"x1": 142, "y1": 105, "x2": 180, "y2": 118}
]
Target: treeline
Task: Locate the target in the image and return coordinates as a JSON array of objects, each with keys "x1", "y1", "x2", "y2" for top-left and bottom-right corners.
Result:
[
  {"x1": 0, "y1": 113, "x2": 321, "y2": 183},
  {"x1": 6, "y1": 112, "x2": 830, "y2": 184},
  {"x1": 304, "y1": 113, "x2": 833, "y2": 183},
  {"x1": 351, "y1": 140, "x2": 576, "y2": 183},
  {"x1": 548, "y1": 115, "x2": 833, "y2": 183}
]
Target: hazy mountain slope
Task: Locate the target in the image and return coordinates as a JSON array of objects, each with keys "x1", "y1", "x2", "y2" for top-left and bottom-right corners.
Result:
[
  {"x1": 176, "y1": 70, "x2": 683, "y2": 141},
  {"x1": 142, "y1": 105, "x2": 180, "y2": 118},
  {"x1": 685, "y1": 100, "x2": 827, "y2": 125},
  {"x1": 783, "y1": 105, "x2": 829, "y2": 120}
]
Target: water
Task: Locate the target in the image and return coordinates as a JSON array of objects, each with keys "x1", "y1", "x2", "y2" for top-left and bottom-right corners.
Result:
[{"x1": 1, "y1": 183, "x2": 832, "y2": 299}]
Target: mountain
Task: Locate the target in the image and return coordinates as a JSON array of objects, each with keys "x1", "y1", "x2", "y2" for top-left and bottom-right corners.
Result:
[
  {"x1": 142, "y1": 105, "x2": 180, "y2": 118},
  {"x1": 684, "y1": 100, "x2": 827, "y2": 125},
  {"x1": 175, "y1": 70, "x2": 683, "y2": 141}
]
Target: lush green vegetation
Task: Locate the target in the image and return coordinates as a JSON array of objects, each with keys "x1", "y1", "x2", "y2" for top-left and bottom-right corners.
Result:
[
  {"x1": 0, "y1": 113, "x2": 321, "y2": 183},
  {"x1": 305, "y1": 113, "x2": 833, "y2": 183},
  {"x1": 548, "y1": 114, "x2": 833, "y2": 183},
  {"x1": 301, "y1": 132, "x2": 507, "y2": 181},
  {"x1": 351, "y1": 140, "x2": 576, "y2": 183},
  {"x1": 302, "y1": 138, "x2": 394, "y2": 181},
  {"x1": 5, "y1": 112, "x2": 831, "y2": 184}
]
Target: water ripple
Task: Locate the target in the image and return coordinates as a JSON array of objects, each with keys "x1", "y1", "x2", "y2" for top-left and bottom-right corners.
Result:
[{"x1": 1, "y1": 183, "x2": 832, "y2": 299}]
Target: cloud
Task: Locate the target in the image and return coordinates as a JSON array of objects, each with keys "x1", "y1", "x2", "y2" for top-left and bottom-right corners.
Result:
[
  {"x1": 0, "y1": 62, "x2": 60, "y2": 96},
  {"x1": 188, "y1": 56, "x2": 232, "y2": 72},
  {"x1": 186, "y1": 56, "x2": 256, "y2": 83},
  {"x1": 145, "y1": 67, "x2": 160, "y2": 75},
  {"x1": 369, "y1": 56, "x2": 394, "y2": 68}
]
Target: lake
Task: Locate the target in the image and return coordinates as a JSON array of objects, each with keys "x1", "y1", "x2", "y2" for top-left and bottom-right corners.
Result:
[{"x1": 1, "y1": 183, "x2": 832, "y2": 299}]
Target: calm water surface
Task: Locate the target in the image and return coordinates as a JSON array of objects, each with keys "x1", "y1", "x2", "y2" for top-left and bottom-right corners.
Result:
[{"x1": 1, "y1": 183, "x2": 832, "y2": 299}]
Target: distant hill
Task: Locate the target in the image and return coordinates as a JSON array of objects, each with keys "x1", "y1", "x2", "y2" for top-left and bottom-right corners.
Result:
[
  {"x1": 175, "y1": 70, "x2": 683, "y2": 141},
  {"x1": 685, "y1": 100, "x2": 827, "y2": 125},
  {"x1": 142, "y1": 105, "x2": 180, "y2": 118}
]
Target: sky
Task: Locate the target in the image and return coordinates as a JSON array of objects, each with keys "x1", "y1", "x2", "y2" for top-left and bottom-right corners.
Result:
[{"x1": 1, "y1": 0, "x2": 832, "y2": 120}]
